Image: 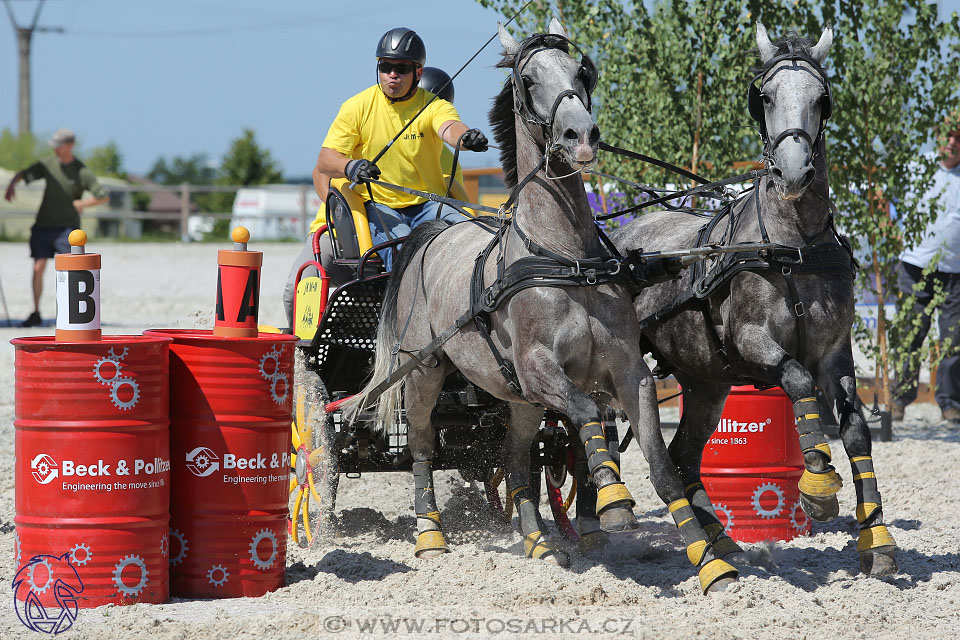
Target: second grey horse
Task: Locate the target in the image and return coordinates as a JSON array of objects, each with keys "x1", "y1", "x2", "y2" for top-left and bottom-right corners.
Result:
[{"x1": 613, "y1": 23, "x2": 897, "y2": 576}]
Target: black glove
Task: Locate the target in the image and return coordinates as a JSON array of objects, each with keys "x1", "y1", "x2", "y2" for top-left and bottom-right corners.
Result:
[
  {"x1": 345, "y1": 158, "x2": 381, "y2": 184},
  {"x1": 460, "y1": 128, "x2": 489, "y2": 152}
]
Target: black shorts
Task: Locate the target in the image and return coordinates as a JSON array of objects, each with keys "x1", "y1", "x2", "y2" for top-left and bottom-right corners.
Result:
[{"x1": 29, "y1": 225, "x2": 72, "y2": 259}]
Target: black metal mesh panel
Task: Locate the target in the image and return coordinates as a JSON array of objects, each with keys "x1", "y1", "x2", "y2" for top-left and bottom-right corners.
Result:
[{"x1": 309, "y1": 275, "x2": 389, "y2": 394}]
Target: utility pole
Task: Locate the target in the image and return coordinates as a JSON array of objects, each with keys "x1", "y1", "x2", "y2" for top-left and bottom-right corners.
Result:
[{"x1": 4, "y1": 0, "x2": 63, "y2": 136}]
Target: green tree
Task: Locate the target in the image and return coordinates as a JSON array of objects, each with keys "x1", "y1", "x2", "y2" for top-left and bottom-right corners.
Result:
[
  {"x1": 147, "y1": 153, "x2": 217, "y2": 186},
  {"x1": 0, "y1": 128, "x2": 44, "y2": 170},
  {"x1": 85, "y1": 141, "x2": 127, "y2": 179},
  {"x1": 208, "y1": 128, "x2": 284, "y2": 238}
]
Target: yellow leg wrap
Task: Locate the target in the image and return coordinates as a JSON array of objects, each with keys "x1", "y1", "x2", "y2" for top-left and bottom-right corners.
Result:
[
  {"x1": 798, "y1": 468, "x2": 843, "y2": 496},
  {"x1": 414, "y1": 530, "x2": 449, "y2": 557},
  {"x1": 698, "y1": 558, "x2": 739, "y2": 594},
  {"x1": 597, "y1": 460, "x2": 620, "y2": 477},
  {"x1": 596, "y1": 483, "x2": 636, "y2": 512},
  {"x1": 856, "y1": 502, "x2": 880, "y2": 524},
  {"x1": 813, "y1": 442, "x2": 833, "y2": 460},
  {"x1": 524, "y1": 531, "x2": 559, "y2": 560},
  {"x1": 668, "y1": 498, "x2": 690, "y2": 513},
  {"x1": 418, "y1": 511, "x2": 442, "y2": 527},
  {"x1": 857, "y1": 524, "x2": 896, "y2": 552},
  {"x1": 711, "y1": 536, "x2": 743, "y2": 558},
  {"x1": 686, "y1": 539, "x2": 708, "y2": 566}
]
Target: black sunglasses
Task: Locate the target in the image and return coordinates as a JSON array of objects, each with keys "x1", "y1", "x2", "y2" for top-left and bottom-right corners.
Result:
[{"x1": 378, "y1": 61, "x2": 416, "y2": 75}]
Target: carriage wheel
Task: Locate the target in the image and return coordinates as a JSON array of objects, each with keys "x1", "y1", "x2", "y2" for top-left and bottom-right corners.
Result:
[
  {"x1": 484, "y1": 468, "x2": 515, "y2": 523},
  {"x1": 288, "y1": 361, "x2": 338, "y2": 548},
  {"x1": 545, "y1": 448, "x2": 578, "y2": 542}
]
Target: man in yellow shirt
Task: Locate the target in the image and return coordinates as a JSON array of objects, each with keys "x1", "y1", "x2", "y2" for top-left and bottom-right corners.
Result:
[
  {"x1": 315, "y1": 27, "x2": 488, "y2": 270},
  {"x1": 281, "y1": 60, "x2": 474, "y2": 329}
]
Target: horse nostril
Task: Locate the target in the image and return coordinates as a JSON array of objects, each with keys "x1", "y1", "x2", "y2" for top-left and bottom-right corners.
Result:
[
  {"x1": 798, "y1": 167, "x2": 815, "y2": 190},
  {"x1": 771, "y1": 167, "x2": 784, "y2": 180},
  {"x1": 564, "y1": 128, "x2": 579, "y2": 141},
  {"x1": 588, "y1": 125, "x2": 600, "y2": 144}
]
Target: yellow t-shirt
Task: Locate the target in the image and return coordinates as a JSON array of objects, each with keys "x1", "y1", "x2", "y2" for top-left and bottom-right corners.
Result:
[{"x1": 322, "y1": 85, "x2": 461, "y2": 208}]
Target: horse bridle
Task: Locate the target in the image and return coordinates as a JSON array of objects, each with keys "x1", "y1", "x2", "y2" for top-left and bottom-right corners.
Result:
[
  {"x1": 748, "y1": 45, "x2": 833, "y2": 165},
  {"x1": 511, "y1": 33, "x2": 598, "y2": 144}
]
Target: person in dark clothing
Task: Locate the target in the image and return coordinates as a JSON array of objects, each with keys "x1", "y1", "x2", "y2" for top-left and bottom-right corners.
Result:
[{"x1": 4, "y1": 128, "x2": 108, "y2": 327}]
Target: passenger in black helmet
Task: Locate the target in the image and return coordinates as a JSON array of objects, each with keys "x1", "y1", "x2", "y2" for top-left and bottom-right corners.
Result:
[
  {"x1": 419, "y1": 66, "x2": 455, "y2": 103},
  {"x1": 315, "y1": 26, "x2": 489, "y2": 270}
]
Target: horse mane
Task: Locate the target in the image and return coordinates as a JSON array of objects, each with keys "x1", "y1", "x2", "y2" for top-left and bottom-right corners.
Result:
[
  {"x1": 751, "y1": 32, "x2": 816, "y2": 74},
  {"x1": 489, "y1": 34, "x2": 573, "y2": 189},
  {"x1": 489, "y1": 79, "x2": 518, "y2": 189}
]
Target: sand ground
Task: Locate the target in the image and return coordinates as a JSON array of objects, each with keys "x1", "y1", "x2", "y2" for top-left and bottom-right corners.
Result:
[{"x1": 0, "y1": 241, "x2": 957, "y2": 639}]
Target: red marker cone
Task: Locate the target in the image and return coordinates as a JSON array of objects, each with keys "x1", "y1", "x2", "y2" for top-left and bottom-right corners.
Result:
[{"x1": 214, "y1": 227, "x2": 262, "y2": 338}]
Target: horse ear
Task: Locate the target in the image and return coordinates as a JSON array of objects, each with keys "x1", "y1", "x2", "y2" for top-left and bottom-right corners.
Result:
[
  {"x1": 548, "y1": 16, "x2": 567, "y2": 37},
  {"x1": 756, "y1": 22, "x2": 777, "y2": 64},
  {"x1": 498, "y1": 22, "x2": 520, "y2": 56},
  {"x1": 810, "y1": 25, "x2": 833, "y2": 64}
]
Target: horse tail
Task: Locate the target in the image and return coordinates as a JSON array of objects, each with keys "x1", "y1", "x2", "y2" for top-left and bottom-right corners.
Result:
[{"x1": 342, "y1": 220, "x2": 453, "y2": 428}]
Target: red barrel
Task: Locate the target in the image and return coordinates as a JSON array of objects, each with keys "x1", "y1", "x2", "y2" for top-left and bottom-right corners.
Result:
[
  {"x1": 145, "y1": 329, "x2": 296, "y2": 598},
  {"x1": 693, "y1": 386, "x2": 811, "y2": 542},
  {"x1": 13, "y1": 335, "x2": 172, "y2": 608}
]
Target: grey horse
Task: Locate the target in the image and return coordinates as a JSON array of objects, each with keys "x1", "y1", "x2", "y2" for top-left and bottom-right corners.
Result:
[
  {"x1": 347, "y1": 18, "x2": 740, "y2": 593},
  {"x1": 613, "y1": 23, "x2": 898, "y2": 576}
]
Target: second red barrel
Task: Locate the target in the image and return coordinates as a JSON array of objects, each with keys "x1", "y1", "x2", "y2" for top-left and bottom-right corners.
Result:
[
  {"x1": 696, "y1": 386, "x2": 812, "y2": 543},
  {"x1": 145, "y1": 329, "x2": 296, "y2": 598}
]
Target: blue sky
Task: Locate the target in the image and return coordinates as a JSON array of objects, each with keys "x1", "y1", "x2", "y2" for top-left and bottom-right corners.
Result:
[{"x1": 2, "y1": 0, "x2": 959, "y2": 178}]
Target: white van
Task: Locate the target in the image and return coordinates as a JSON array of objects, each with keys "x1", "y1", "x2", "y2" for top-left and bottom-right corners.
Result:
[{"x1": 230, "y1": 186, "x2": 323, "y2": 240}]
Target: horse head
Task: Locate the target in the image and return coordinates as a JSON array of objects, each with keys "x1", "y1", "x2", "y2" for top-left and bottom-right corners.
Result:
[
  {"x1": 498, "y1": 17, "x2": 600, "y2": 169},
  {"x1": 752, "y1": 22, "x2": 833, "y2": 200}
]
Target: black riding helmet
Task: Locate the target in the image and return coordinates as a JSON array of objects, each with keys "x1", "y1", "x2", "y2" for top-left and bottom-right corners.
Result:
[
  {"x1": 376, "y1": 27, "x2": 426, "y2": 102},
  {"x1": 419, "y1": 67, "x2": 454, "y2": 103},
  {"x1": 376, "y1": 27, "x2": 426, "y2": 66}
]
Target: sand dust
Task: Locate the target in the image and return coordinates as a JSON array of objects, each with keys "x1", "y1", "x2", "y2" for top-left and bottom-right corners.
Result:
[{"x1": 0, "y1": 241, "x2": 958, "y2": 639}]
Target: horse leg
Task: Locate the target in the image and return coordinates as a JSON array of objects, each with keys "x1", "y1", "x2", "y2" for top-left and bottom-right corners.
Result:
[
  {"x1": 506, "y1": 403, "x2": 569, "y2": 566},
  {"x1": 614, "y1": 369, "x2": 739, "y2": 594},
  {"x1": 405, "y1": 364, "x2": 451, "y2": 559},
  {"x1": 516, "y1": 358, "x2": 639, "y2": 534},
  {"x1": 669, "y1": 378, "x2": 743, "y2": 558},
  {"x1": 778, "y1": 358, "x2": 843, "y2": 521},
  {"x1": 566, "y1": 410, "x2": 609, "y2": 556},
  {"x1": 818, "y1": 350, "x2": 898, "y2": 576}
]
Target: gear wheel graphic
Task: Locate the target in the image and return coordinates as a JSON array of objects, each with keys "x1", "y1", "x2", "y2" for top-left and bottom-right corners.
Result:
[
  {"x1": 110, "y1": 377, "x2": 141, "y2": 410},
  {"x1": 37, "y1": 460, "x2": 49, "y2": 476},
  {"x1": 93, "y1": 356, "x2": 123, "y2": 385},
  {"x1": 249, "y1": 529, "x2": 278, "y2": 570},
  {"x1": 752, "y1": 482, "x2": 786, "y2": 519},
  {"x1": 195, "y1": 454, "x2": 210, "y2": 470},
  {"x1": 259, "y1": 350, "x2": 280, "y2": 379},
  {"x1": 113, "y1": 555, "x2": 148, "y2": 597},
  {"x1": 28, "y1": 558, "x2": 54, "y2": 594},
  {"x1": 714, "y1": 503, "x2": 735, "y2": 532},
  {"x1": 790, "y1": 498, "x2": 809, "y2": 531},
  {"x1": 108, "y1": 346, "x2": 129, "y2": 361},
  {"x1": 160, "y1": 534, "x2": 169, "y2": 558},
  {"x1": 270, "y1": 375, "x2": 289, "y2": 405},
  {"x1": 207, "y1": 564, "x2": 229, "y2": 587},
  {"x1": 169, "y1": 529, "x2": 188, "y2": 566},
  {"x1": 69, "y1": 542, "x2": 92, "y2": 566}
]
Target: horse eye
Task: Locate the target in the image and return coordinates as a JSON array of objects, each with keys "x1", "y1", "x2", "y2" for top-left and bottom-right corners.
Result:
[{"x1": 761, "y1": 93, "x2": 773, "y2": 105}]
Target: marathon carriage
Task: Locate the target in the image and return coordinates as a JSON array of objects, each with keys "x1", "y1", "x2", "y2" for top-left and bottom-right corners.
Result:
[{"x1": 287, "y1": 178, "x2": 591, "y2": 548}]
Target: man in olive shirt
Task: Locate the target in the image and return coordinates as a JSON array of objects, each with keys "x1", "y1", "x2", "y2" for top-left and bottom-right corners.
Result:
[{"x1": 4, "y1": 128, "x2": 108, "y2": 327}]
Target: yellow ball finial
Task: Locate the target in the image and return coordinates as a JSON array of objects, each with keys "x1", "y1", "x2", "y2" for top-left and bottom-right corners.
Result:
[
  {"x1": 232, "y1": 226, "x2": 251, "y2": 244},
  {"x1": 68, "y1": 229, "x2": 88, "y2": 247}
]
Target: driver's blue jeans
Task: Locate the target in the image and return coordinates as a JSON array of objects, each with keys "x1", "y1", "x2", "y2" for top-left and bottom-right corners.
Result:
[{"x1": 364, "y1": 200, "x2": 469, "y2": 270}]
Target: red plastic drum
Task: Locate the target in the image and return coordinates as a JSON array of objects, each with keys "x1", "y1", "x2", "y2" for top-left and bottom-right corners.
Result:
[
  {"x1": 692, "y1": 386, "x2": 811, "y2": 542},
  {"x1": 13, "y1": 335, "x2": 172, "y2": 608},
  {"x1": 145, "y1": 329, "x2": 295, "y2": 598}
]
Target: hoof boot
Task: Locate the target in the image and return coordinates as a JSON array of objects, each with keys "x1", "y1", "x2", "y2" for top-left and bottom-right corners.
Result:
[{"x1": 859, "y1": 546, "x2": 898, "y2": 576}]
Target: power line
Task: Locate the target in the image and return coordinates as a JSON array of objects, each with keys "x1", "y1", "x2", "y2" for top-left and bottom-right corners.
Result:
[{"x1": 62, "y1": 17, "x2": 330, "y2": 38}]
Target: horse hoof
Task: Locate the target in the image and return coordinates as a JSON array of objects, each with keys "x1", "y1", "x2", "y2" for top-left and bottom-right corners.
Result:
[
  {"x1": 598, "y1": 504, "x2": 639, "y2": 532},
  {"x1": 860, "y1": 546, "x2": 898, "y2": 576},
  {"x1": 705, "y1": 576, "x2": 737, "y2": 594},
  {"x1": 800, "y1": 492, "x2": 839, "y2": 522},
  {"x1": 543, "y1": 550, "x2": 571, "y2": 568},
  {"x1": 416, "y1": 548, "x2": 447, "y2": 560}
]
